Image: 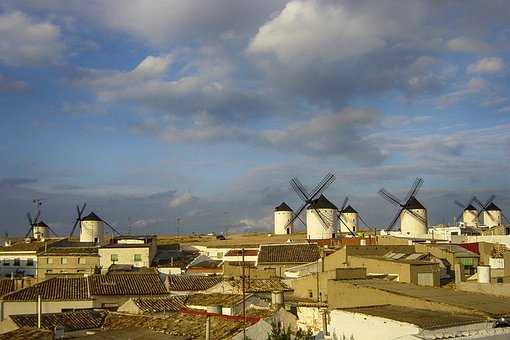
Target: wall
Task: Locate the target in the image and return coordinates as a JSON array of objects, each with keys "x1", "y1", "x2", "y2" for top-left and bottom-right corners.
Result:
[
  {"x1": 223, "y1": 263, "x2": 274, "y2": 279},
  {"x1": 0, "y1": 252, "x2": 38, "y2": 278},
  {"x1": 328, "y1": 309, "x2": 421, "y2": 340},
  {"x1": 290, "y1": 271, "x2": 336, "y2": 302},
  {"x1": 452, "y1": 235, "x2": 510, "y2": 248},
  {"x1": 296, "y1": 306, "x2": 324, "y2": 334},
  {"x1": 99, "y1": 246, "x2": 152, "y2": 271},
  {"x1": 37, "y1": 255, "x2": 99, "y2": 281},
  {"x1": 455, "y1": 282, "x2": 510, "y2": 297},
  {"x1": 1, "y1": 300, "x2": 94, "y2": 320}
]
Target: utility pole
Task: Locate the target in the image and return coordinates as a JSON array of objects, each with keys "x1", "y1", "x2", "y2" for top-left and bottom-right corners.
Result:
[
  {"x1": 176, "y1": 217, "x2": 181, "y2": 236},
  {"x1": 242, "y1": 247, "x2": 246, "y2": 339}
]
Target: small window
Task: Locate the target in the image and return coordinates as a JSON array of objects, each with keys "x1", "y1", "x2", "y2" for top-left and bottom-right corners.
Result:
[
  {"x1": 61, "y1": 258, "x2": 68, "y2": 265},
  {"x1": 26, "y1": 259, "x2": 34, "y2": 266},
  {"x1": 13, "y1": 258, "x2": 20, "y2": 266},
  {"x1": 308, "y1": 290, "x2": 313, "y2": 298},
  {"x1": 111, "y1": 254, "x2": 118, "y2": 262},
  {"x1": 78, "y1": 257, "x2": 86, "y2": 265},
  {"x1": 47, "y1": 258, "x2": 53, "y2": 264},
  {"x1": 46, "y1": 269, "x2": 53, "y2": 273},
  {"x1": 134, "y1": 254, "x2": 142, "y2": 262},
  {"x1": 217, "y1": 252, "x2": 223, "y2": 259}
]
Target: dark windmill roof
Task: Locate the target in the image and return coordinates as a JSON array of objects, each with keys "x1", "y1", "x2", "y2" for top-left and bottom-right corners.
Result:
[
  {"x1": 485, "y1": 202, "x2": 501, "y2": 211},
  {"x1": 404, "y1": 196, "x2": 425, "y2": 210},
  {"x1": 341, "y1": 205, "x2": 358, "y2": 214},
  {"x1": 275, "y1": 202, "x2": 293, "y2": 212},
  {"x1": 307, "y1": 194, "x2": 337, "y2": 210},
  {"x1": 81, "y1": 212, "x2": 102, "y2": 222},
  {"x1": 464, "y1": 204, "x2": 477, "y2": 211},
  {"x1": 35, "y1": 221, "x2": 49, "y2": 228}
]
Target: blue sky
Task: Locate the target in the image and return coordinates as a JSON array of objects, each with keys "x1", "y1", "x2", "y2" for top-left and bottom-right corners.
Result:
[{"x1": 0, "y1": 1, "x2": 509, "y2": 235}]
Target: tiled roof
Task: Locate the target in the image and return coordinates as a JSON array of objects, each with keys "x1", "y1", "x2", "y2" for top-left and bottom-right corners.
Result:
[
  {"x1": 104, "y1": 312, "x2": 248, "y2": 339},
  {"x1": 185, "y1": 293, "x2": 246, "y2": 307},
  {"x1": 131, "y1": 296, "x2": 186, "y2": 313},
  {"x1": 10, "y1": 310, "x2": 107, "y2": 331},
  {"x1": 2, "y1": 277, "x2": 89, "y2": 301},
  {"x1": 41, "y1": 245, "x2": 99, "y2": 256},
  {"x1": 258, "y1": 243, "x2": 320, "y2": 264},
  {"x1": 405, "y1": 196, "x2": 425, "y2": 210},
  {"x1": 0, "y1": 240, "x2": 59, "y2": 253},
  {"x1": 228, "y1": 278, "x2": 292, "y2": 292},
  {"x1": 0, "y1": 278, "x2": 15, "y2": 296},
  {"x1": 89, "y1": 273, "x2": 167, "y2": 296},
  {"x1": 0, "y1": 328, "x2": 52, "y2": 340},
  {"x1": 224, "y1": 249, "x2": 259, "y2": 257},
  {"x1": 188, "y1": 259, "x2": 223, "y2": 268},
  {"x1": 167, "y1": 275, "x2": 223, "y2": 291}
]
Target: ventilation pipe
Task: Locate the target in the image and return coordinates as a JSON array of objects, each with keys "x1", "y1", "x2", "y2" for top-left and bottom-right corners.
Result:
[
  {"x1": 37, "y1": 295, "x2": 42, "y2": 328},
  {"x1": 478, "y1": 265, "x2": 491, "y2": 284}
]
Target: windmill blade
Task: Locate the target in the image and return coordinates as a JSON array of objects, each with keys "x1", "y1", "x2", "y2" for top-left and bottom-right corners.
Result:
[
  {"x1": 337, "y1": 211, "x2": 356, "y2": 236},
  {"x1": 27, "y1": 213, "x2": 33, "y2": 226},
  {"x1": 378, "y1": 189, "x2": 403, "y2": 207},
  {"x1": 290, "y1": 178, "x2": 309, "y2": 202},
  {"x1": 309, "y1": 173, "x2": 335, "y2": 201},
  {"x1": 386, "y1": 207, "x2": 404, "y2": 231},
  {"x1": 47, "y1": 226, "x2": 58, "y2": 237},
  {"x1": 359, "y1": 214, "x2": 370, "y2": 228},
  {"x1": 284, "y1": 202, "x2": 309, "y2": 230},
  {"x1": 404, "y1": 208, "x2": 427, "y2": 224},
  {"x1": 502, "y1": 213, "x2": 510, "y2": 225},
  {"x1": 473, "y1": 196, "x2": 485, "y2": 217},
  {"x1": 103, "y1": 219, "x2": 121, "y2": 235},
  {"x1": 483, "y1": 195, "x2": 496, "y2": 209},
  {"x1": 69, "y1": 219, "x2": 80, "y2": 237},
  {"x1": 314, "y1": 208, "x2": 332, "y2": 230},
  {"x1": 456, "y1": 211, "x2": 464, "y2": 224},
  {"x1": 339, "y1": 197, "x2": 349, "y2": 213},
  {"x1": 33, "y1": 210, "x2": 41, "y2": 225},
  {"x1": 292, "y1": 177, "x2": 311, "y2": 199},
  {"x1": 454, "y1": 200, "x2": 466, "y2": 209},
  {"x1": 403, "y1": 177, "x2": 424, "y2": 205}
]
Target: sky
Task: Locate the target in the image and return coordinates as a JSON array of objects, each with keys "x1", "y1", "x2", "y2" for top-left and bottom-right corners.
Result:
[{"x1": 0, "y1": 0, "x2": 509, "y2": 236}]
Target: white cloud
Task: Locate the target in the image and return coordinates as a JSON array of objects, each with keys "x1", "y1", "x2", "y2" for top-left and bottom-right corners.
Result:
[
  {"x1": 447, "y1": 36, "x2": 491, "y2": 53},
  {"x1": 467, "y1": 57, "x2": 504, "y2": 74},
  {"x1": 436, "y1": 78, "x2": 487, "y2": 109},
  {"x1": 168, "y1": 192, "x2": 195, "y2": 208},
  {"x1": 0, "y1": 11, "x2": 64, "y2": 66}
]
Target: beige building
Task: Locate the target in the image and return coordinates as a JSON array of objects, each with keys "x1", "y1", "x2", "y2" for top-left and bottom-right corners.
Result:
[
  {"x1": 415, "y1": 243, "x2": 479, "y2": 276},
  {"x1": 0, "y1": 240, "x2": 59, "y2": 278},
  {"x1": 37, "y1": 239, "x2": 99, "y2": 281},
  {"x1": 99, "y1": 235, "x2": 157, "y2": 272},
  {"x1": 257, "y1": 243, "x2": 321, "y2": 277}
]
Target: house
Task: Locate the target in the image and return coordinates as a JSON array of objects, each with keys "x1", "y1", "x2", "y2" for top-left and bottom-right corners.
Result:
[
  {"x1": 257, "y1": 243, "x2": 321, "y2": 277},
  {"x1": 0, "y1": 310, "x2": 107, "y2": 335},
  {"x1": 36, "y1": 239, "x2": 100, "y2": 280},
  {"x1": 327, "y1": 278, "x2": 510, "y2": 318},
  {"x1": 99, "y1": 235, "x2": 157, "y2": 272},
  {"x1": 232, "y1": 307, "x2": 298, "y2": 340},
  {"x1": 223, "y1": 249, "x2": 259, "y2": 265},
  {"x1": 415, "y1": 243, "x2": 479, "y2": 276},
  {"x1": 165, "y1": 274, "x2": 223, "y2": 294},
  {"x1": 0, "y1": 240, "x2": 57, "y2": 278},
  {"x1": 1, "y1": 273, "x2": 168, "y2": 319},
  {"x1": 208, "y1": 278, "x2": 292, "y2": 295},
  {"x1": 186, "y1": 258, "x2": 223, "y2": 275},
  {"x1": 328, "y1": 304, "x2": 510, "y2": 339},
  {"x1": 184, "y1": 293, "x2": 267, "y2": 315},
  {"x1": 152, "y1": 244, "x2": 198, "y2": 275},
  {"x1": 117, "y1": 295, "x2": 186, "y2": 314}
]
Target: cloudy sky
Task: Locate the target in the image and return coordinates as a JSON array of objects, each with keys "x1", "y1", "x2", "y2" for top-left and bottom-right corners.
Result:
[{"x1": 1, "y1": 1, "x2": 509, "y2": 236}]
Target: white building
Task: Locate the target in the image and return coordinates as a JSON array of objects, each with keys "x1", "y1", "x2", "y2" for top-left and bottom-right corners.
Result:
[
  {"x1": 340, "y1": 205, "x2": 358, "y2": 234},
  {"x1": 306, "y1": 195, "x2": 337, "y2": 240},
  {"x1": 274, "y1": 202, "x2": 294, "y2": 235},
  {"x1": 0, "y1": 240, "x2": 52, "y2": 278},
  {"x1": 80, "y1": 212, "x2": 104, "y2": 244},
  {"x1": 483, "y1": 202, "x2": 502, "y2": 228},
  {"x1": 98, "y1": 235, "x2": 157, "y2": 273},
  {"x1": 400, "y1": 196, "x2": 428, "y2": 236},
  {"x1": 462, "y1": 204, "x2": 478, "y2": 227},
  {"x1": 32, "y1": 221, "x2": 49, "y2": 241}
]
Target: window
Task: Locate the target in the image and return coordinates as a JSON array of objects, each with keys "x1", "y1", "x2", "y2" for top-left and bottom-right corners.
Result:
[
  {"x1": 13, "y1": 258, "x2": 20, "y2": 266},
  {"x1": 46, "y1": 269, "x2": 53, "y2": 273},
  {"x1": 47, "y1": 258, "x2": 53, "y2": 264},
  {"x1": 217, "y1": 252, "x2": 223, "y2": 259},
  {"x1": 26, "y1": 259, "x2": 34, "y2": 266},
  {"x1": 308, "y1": 290, "x2": 313, "y2": 298},
  {"x1": 78, "y1": 257, "x2": 86, "y2": 265},
  {"x1": 3, "y1": 260, "x2": 9, "y2": 266},
  {"x1": 111, "y1": 254, "x2": 118, "y2": 262},
  {"x1": 134, "y1": 254, "x2": 142, "y2": 262},
  {"x1": 61, "y1": 257, "x2": 68, "y2": 265}
]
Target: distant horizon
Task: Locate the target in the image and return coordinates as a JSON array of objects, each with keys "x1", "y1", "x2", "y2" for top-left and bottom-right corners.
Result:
[{"x1": 1, "y1": 1, "x2": 509, "y2": 235}]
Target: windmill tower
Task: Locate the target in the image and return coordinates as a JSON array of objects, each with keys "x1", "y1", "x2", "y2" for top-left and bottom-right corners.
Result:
[
  {"x1": 483, "y1": 202, "x2": 502, "y2": 228},
  {"x1": 32, "y1": 221, "x2": 49, "y2": 240},
  {"x1": 340, "y1": 205, "x2": 358, "y2": 233},
  {"x1": 80, "y1": 212, "x2": 105, "y2": 244},
  {"x1": 25, "y1": 199, "x2": 58, "y2": 240},
  {"x1": 379, "y1": 178, "x2": 428, "y2": 236},
  {"x1": 306, "y1": 195, "x2": 338, "y2": 239},
  {"x1": 279, "y1": 173, "x2": 337, "y2": 240},
  {"x1": 274, "y1": 202, "x2": 294, "y2": 235},
  {"x1": 454, "y1": 197, "x2": 478, "y2": 227}
]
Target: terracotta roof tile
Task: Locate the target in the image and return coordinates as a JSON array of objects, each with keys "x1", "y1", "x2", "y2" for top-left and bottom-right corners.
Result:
[
  {"x1": 2, "y1": 277, "x2": 89, "y2": 301},
  {"x1": 185, "y1": 293, "x2": 246, "y2": 307},
  {"x1": 0, "y1": 278, "x2": 15, "y2": 296},
  {"x1": 0, "y1": 327, "x2": 52, "y2": 340},
  {"x1": 258, "y1": 243, "x2": 320, "y2": 264},
  {"x1": 131, "y1": 296, "x2": 186, "y2": 313},
  {"x1": 167, "y1": 275, "x2": 223, "y2": 291},
  {"x1": 89, "y1": 273, "x2": 167, "y2": 296},
  {"x1": 10, "y1": 310, "x2": 107, "y2": 331},
  {"x1": 228, "y1": 278, "x2": 292, "y2": 292},
  {"x1": 224, "y1": 249, "x2": 259, "y2": 257}
]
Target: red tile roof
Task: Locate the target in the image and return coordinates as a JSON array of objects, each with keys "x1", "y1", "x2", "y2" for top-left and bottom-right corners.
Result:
[
  {"x1": 166, "y1": 275, "x2": 222, "y2": 292},
  {"x1": 89, "y1": 273, "x2": 167, "y2": 296},
  {"x1": 130, "y1": 296, "x2": 186, "y2": 313},
  {"x1": 224, "y1": 249, "x2": 259, "y2": 257},
  {"x1": 0, "y1": 278, "x2": 15, "y2": 297},
  {"x1": 10, "y1": 310, "x2": 107, "y2": 331},
  {"x1": 2, "y1": 277, "x2": 90, "y2": 301},
  {"x1": 258, "y1": 243, "x2": 320, "y2": 264}
]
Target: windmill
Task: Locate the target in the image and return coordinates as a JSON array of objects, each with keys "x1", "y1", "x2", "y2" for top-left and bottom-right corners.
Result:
[
  {"x1": 473, "y1": 196, "x2": 508, "y2": 228},
  {"x1": 283, "y1": 172, "x2": 337, "y2": 239},
  {"x1": 454, "y1": 197, "x2": 478, "y2": 226},
  {"x1": 378, "y1": 178, "x2": 428, "y2": 235},
  {"x1": 69, "y1": 203, "x2": 121, "y2": 243},
  {"x1": 25, "y1": 199, "x2": 58, "y2": 239},
  {"x1": 335, "y1": 197, "x2": 357, "y2": 236}
]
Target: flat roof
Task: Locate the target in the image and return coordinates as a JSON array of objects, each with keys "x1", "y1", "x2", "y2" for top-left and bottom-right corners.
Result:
[
  {"x1": 345, "y1": 279, "x2": 510, "y2": 317},
  {"x1": 338, "y1": 305, "x2": 486, "y2": 330}
]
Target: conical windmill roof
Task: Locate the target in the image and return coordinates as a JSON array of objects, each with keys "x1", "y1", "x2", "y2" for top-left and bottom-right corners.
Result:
[
  {"x1": 275, "y1": 202, "x2": 293, "y2": 212},
  {"x1": 485, "y1": 202, "x2": 501, "y2": 211},
  {"x1": 464, "y1": 204, "x2": 477, "y2": 211},
  {"x1": 35, "y1": 221, "x2": 49, "y2": 228},
  {"x1": 404, "y1": 196, "x2": 425, "y2": 210},
  {"x1": 341, "y1": 205, "x2": 358, "y2": 214},
  {"x1": 308, "y1": 194, "x2": 338, "y2": 210},
  {"x1": 81, "y1": 212, "x2": 102, "y2": 221}
]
